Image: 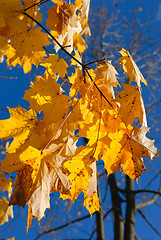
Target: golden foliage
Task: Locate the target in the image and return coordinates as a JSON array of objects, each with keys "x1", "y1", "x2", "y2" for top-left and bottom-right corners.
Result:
[{"x1": 0, "y1": 0, "x2": 158, "y2": 231}]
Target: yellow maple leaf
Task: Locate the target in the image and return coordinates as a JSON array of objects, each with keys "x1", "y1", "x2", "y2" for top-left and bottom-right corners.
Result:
[
  {"x1": 46, "y1": 3, "x2": 82, "y2": 53},
  {"x1": 24, "y1": 72, "x2": 70, "y2": 123},
  {"x1": 41, "y1": 54, "x2": 68, "y2": 78},
  {"x1": 98, "y1": 61, "x2": 119, "y2": 88},
  {"x1": 75, "y1": 0, "x2": 83, "y2": 9},
  {"x1": 8, "y1": 148, "x2": 70, "y2": 220},
  {"x1": 0, "y1": 196, "x2": 13, "y2": 225},
  {"x1": 52, "y1": 0, "x2": 64, "y2": 13},
  {"x1": 119, "y1": 48, "x2": 147, "y2": 87},
  {"x1": 0, "y1": 173, "x2": 12, "y2": 193},
  {"x1": 27, "y1": 151, "x2": 70, "y2": 220},
  {"x1": 0, "y1": 106, "x2": 37, "y2": 153},
  {"x1": 27, "y1": 205, "x2": 33, "y2": 233},
  {"x1": 61, "y1": 159, "x2": 93, "y2": 201},
  {"x1": 0, "y1": 146, "x2": 41, "y2": 173},
  {"x1": 84, "y1": 192, "x2": 99, "y2": 216},
  {"x1": 0, "y1": 0, "x2": 22, "y2": 27},
  {"x1": 102, "y1": 125, "x2": 158, "y2": 180},
  {"x1": 1, "y1": 17, "x2": 50, "y2": 69},
  {"x1": 73, "y1": 33, "x2": 86, "y2": 53},
  {"x1": 115, "y1": 84, "x2": 147, "y2": 126},
  {"x1": 5, "y1": 46, "x2": 47, "y2": 73}
]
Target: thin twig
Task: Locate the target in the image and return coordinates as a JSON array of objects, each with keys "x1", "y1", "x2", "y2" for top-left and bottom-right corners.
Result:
[
  {"x1": 137, "y1": 209, "x2": 161, "y2": 237},
  {"x1": 35, "y1": 214, "x2": 91, "y2": 240},
  {"x1": 23, "y1": 0, "x2": 50, "y2": 12},
  {"x1": 0, "y1": 76, "x2": 17, "y2": 79}
]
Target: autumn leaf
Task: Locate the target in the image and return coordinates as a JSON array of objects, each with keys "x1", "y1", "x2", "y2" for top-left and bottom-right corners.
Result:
[
  {"x1": 78, "y1": 0, "x2": 90, "y2": 19},
  {"x1": 115, "y1": 84, "x2": 147, "y2": 126},
  {"x1": 0, "y1": 0, "x2": 158, "y2": 225},
  {"x1": 41, "y1": 54, "x2": 69, "y2": 78},
  {"x1": 24, "y1": 72, "x2": 70, "y2": 123},
  {"x1": 0, "y1": 106, "x2": 37, "y2": 153},
  {"x1": 1, "y1": 17, "x2": 50, "y2": 70},
  {"x1": 75, "y1": 0, "x2": 83, "y2": 9},
  {"x1": 0, "y1": 0, "x2": 22, "y2": 27},
  {"x1": 119, "y1": 48, "x2": 147, "y2": 87},
  {"x1": 0, "y1": 172, "x2": 12, "y2": 193},
  {"x1": 73, "y1": 33, "x2": 86, "y2": 52},
  {"x1": 84, "y1": 192, "x2": 99, "y2": 216},
  {"x1": 60, "y1": 158, "x2": 93, "y2": 202},
  {"x1": 102, "y1": 125, "x2": 157, "y2": 180},
  {"x1": 46, "y1": 3, "x2": 82, "y2": 53},
  {"x1": 27, "y1": 151, "x2": 70, "y2": 220},
  {"x1": 0, "y1": 196, "x2": 13, "y2": 225},
  {"x1": 0, "y1": 146, "x2": 41, "y2": 173}
]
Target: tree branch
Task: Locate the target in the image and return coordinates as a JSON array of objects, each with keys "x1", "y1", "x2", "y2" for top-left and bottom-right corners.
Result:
[
  {"x1": 35, "y1": 214, "x2": 91, "y2": 240},
  {"x1": 133, "y1": 190, "x2": 161, "y2": 196},
  {"x1": 136, "y1": 183, "x2": 161, "y2": 209},
  {"x1": 23, "y1": 0, "x2": 50, "y2": 12},
  {"x1": 137, "y1": 209, "x2": 161, "y2": 237},
  {"x1": 109, "y1": 174, "x2": 124, "y2": 240},
  {"x1": 124, "y1": 176, "x2": 135, "y2": 240}
]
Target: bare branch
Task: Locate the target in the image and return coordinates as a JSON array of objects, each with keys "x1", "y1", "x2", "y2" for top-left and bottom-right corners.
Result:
[
  {"x1": 133, "y1": 188, "x2": 161, "y2": 196},
  {"x1": 136, "y1": 183, "x2": 161, "y2": 209},
  {"x1": 137, "y1": 209, "x2": 161, "y2": 237},
  {"x1": 154, "y1": 201, "x2": 161, "y2": 207},
  {"x1": 23, "y1": 0, "x2": 50, "y2": 12},
  {"x1": 35, "y1": 214, "x2": 91, "y2": 240}
]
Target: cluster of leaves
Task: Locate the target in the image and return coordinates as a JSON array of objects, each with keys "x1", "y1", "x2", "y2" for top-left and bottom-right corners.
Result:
[{"x1": 0, "y1": 0, "x2": 158, "y2": 231}]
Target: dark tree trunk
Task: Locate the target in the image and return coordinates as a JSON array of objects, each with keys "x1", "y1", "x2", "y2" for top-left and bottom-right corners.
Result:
[
  {"x1": 124, "y1": 176, "x2": 135, "y2": 240},
  {"x1": 109, "y1": 174, "x2": 124, "y2": 240}
]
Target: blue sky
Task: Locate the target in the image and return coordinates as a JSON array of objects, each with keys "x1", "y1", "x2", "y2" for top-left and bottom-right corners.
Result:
[{"x1": 0, "y1": 0, "x2": 161, "y2": 239}]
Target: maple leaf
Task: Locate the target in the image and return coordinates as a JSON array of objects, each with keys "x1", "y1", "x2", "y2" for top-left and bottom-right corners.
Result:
[
  {"x1": 1, "y1": 17, "x2": 50, "y2": 69},
  {"x1": 41, "y1": 54, "x2": 69, "y2": 78},
  {"x1": 115, "y1": 84, "x2": 147, "y2": 127},
  {"x1": 8, "y1": 139, "x2": 76, "y2": 220},
  {"x1": 24, "y1": 72, "x2": 70, "y2": 123},
  {"x1": 0, "y1": 106, "x2": 37, "y2": 153},
  {"x1": 119, "y1": 48, "x2": 147, "y2": 87},
  {"x1": 27, "y1": 205, "x2": 33, "y2": 233},
  {"x1": 46, "y1": 3, "x2": 82, "y2": 53},
  {"x1": 78, "y1": 0, "x2": 90, "y2": 19},
  {"x1": 84, "y1": 192, "x2": 99, "y2": 215},
  {"x1": 73, "y1": 33, "x2": 86, "y2": 52},
  {"x1": 98, "y1": 62, "x2": 119, "y2": 88},
  {"x1": 27, "y1": 151, "x2": 70, "y2": 220},
  {"x1": 0, "y1": 196, "x2": 13, "y2": 226},
  {"x1": 102, "y1": 125, "x2": 157, "y2": 180},
  {"x1": 0, "y1": 173, "x2": 12, "y2": 193},
  {"x1": 4, "y1": 45, "x2": 47, "y2": 73},
  {"x1": 60, "y1": 158, "x2": 93, "y2": 202},
  {"x1": 84, "y1": 162, "x2": 99, "y2": 215},
  {"x1": 0, "y1": 0, "x2": 22, "y2": 27},
  {"x1": 75, "y1": 0, "x2": 83, "y2": 9},
  {"x1": 22, "y1": 0, "x2": 42, "y2": 25},
  {"x1": 0, "y1": 146, "x2": 41, "y2": 174}
]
